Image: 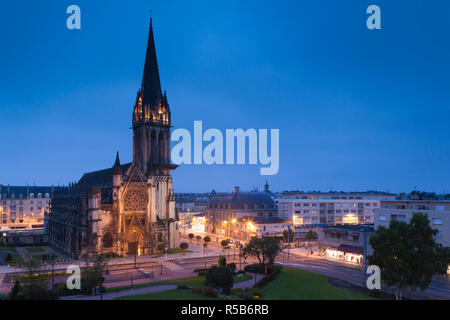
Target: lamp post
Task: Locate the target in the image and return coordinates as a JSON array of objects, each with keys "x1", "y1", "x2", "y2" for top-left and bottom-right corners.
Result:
[
  {"x1": 287, "y1": 224, "x2": 291, "y2": 260},
  {"x1": 133, "y1": 230, "x2": 137, "y2": 269}
]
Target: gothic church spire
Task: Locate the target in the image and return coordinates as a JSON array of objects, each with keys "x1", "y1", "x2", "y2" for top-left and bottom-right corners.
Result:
[{"x1": 140, "y1": 17, "x2": 162, "y2": 108}]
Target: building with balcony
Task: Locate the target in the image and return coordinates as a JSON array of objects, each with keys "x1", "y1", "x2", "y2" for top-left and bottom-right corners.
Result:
[
  {"x1": 374, "y1": 199, "x2": 450, "y2": 247},
  {"x1": 278, "y1": 191, "x2": 396, "y2": 228},
  {"x1": 0, "y1": 185, "x2": 52, "y2": 231}
]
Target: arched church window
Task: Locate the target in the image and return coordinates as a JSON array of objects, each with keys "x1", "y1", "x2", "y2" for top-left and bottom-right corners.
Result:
[
  {"x1": 103, "y1": 233, "x2": 113, "y2": 248},
  {"x1": 124, "y1": 189, "x2": 148, "y2": 212}
]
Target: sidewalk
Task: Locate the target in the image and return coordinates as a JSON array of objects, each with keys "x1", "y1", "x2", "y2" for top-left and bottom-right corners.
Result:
[{"x1": 60, "y1": 284, "x2": 178, "y2": 300}]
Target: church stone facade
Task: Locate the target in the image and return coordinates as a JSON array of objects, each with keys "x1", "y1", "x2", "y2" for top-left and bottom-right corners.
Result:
[{"x1": 46, "y1": 19, "x2": 179, "y2": 258}]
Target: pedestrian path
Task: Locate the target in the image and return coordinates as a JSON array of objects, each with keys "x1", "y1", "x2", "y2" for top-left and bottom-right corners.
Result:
[
  {"x1": 164, "y1": 261, "x2": 184, "y2": 271},
  {"x1": 60, "y1": 284, "x2": 178, "y2": 300}
]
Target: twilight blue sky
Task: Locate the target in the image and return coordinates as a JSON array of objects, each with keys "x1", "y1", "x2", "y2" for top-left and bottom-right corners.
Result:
[{"x1": 0, "y1": 0, "x2": 449, "y2": 193}]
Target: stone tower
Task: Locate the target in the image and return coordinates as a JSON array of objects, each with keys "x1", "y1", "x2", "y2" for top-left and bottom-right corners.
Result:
[{"x1": 132, "y1": 18, "x2": 172, "y2": 175}]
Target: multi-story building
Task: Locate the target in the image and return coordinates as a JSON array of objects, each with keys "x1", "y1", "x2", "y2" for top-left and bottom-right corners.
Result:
[
  {"x1": 205, "y1": 186, "x2": 278, "y2": 236},
  {"x1": 374, "y1": 199, "x2": 450, "y2": 247},
  {"x1": 278, "y1": 191, "x2": 396, "y2": 227},
  {"x1": 237, "y1": 216, "x2": 291, "y2": 241},
  {"x1": 0, "y1": 185, "x2": 52, "y2": 231},
  {"x1": 318, "y1": 224, "x2": 374, "y2": 265}
]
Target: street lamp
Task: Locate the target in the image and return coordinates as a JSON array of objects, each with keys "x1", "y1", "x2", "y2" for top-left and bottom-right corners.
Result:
[{"x1": 133, "y1": 230, "x2": 137, "y2": 269}]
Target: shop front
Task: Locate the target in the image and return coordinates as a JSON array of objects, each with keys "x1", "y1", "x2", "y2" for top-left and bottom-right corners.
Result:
[{"x1": 322, "y1": 244, "x2": 363, "y2": 265}]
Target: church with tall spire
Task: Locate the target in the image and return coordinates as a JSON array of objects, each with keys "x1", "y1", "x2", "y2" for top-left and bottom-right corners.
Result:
[{"x1": 46, "y1": 18, "x2": 179, "y2": 258}]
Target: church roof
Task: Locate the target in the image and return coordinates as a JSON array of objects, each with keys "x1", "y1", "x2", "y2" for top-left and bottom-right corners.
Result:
[
  {"x1": 209, "y1": 191, "x2": 276, "y2": 210},
  {"x1": 78, "y1": 163, "x2": 132, "y2": 188},
  {"x1": 140, "y1": 18, "x2": 162, "y2": 108}
]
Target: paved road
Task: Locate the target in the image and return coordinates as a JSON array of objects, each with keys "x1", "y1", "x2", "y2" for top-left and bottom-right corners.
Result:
[{"x1": 277, "y1": 251, "x2": 450, "y2": 299}]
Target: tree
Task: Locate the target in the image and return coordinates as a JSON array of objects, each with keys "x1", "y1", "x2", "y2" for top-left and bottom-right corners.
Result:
[
  {"x1": 283, "y1": 228, "x2": 295, "y2": 243},
  {"x1": 180, "y1": 242, "x2": 189, "y2": 250},
  {"x1": 188, "y1": 233, "x2": 194, "y2": 242},
  {"x1": 368, "y1": 212, "x2": 449, "y2": 299},
  {"x1": 204, "y1": 236, "x2": 211, "y2": 243},
  {"x1": 19, "y1": 260, "x2": 53, "y2": 300},
  {"x1": 220, "y1": 240, "x2": 229, "y2": 253},
  {"x1": 195, "y1": 235, "x2": 202, "y2": 244},
  {"x1": 9, "y1": 280, "x2": 22, "y2": 300},
  {"x1": 243, "y1": 237, "x2": 280, "y2": 265},
  {"x1": 205, "y1": 266, "x2": 233, "y2": 295},
  {"x1": 304, "y1": 230, "x2": 317, "y2": 241},
  {"x1": 218, "y1": 256, "x2": 226, "y2": 266},
  {"x1": 80, "y1": 255, "x2": 107, "y2": 295}
]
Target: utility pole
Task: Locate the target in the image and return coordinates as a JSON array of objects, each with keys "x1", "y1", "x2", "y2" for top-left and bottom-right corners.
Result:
[{"x1": 363, "y1": 228, "x2": 368, "y2": 286}]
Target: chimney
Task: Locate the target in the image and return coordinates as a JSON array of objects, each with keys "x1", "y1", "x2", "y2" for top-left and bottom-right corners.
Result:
[{"x1": 234, "y1": 186, "x2": 240, "y2": 195}]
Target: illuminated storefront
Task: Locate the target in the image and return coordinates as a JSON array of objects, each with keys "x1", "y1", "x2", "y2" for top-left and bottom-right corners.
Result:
[{"x1": 323, "y1": 245, "x2": 363, "y2": 264}]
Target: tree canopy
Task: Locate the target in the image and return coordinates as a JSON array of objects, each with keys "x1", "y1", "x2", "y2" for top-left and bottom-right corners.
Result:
[
  {"x1": 368, "y1": 212, "x2": 449, "y2": 297},
  {"x1": 243, "y1": 237, "x2": 280, "y2": 265}
]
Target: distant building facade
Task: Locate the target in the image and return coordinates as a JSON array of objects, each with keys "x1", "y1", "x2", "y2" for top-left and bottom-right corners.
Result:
[
  {"x1": 278, "y1": 192, "x2": 396, "y2": 227},
  {"x1": 318, "y1": 224, "x2": 374, "y2": 265},
  {"x1": 374, "y1": 199, "x2": 450, "y2": 247},
  {"x1": 0, "y1": 185, "x2": 52, "y2": 231},
  {"x1": 205, "y1": 186, "x2": 278, "y2": 237},
  {"x1": 46, "y1": 19, "x2": 179, "y2": 258}
]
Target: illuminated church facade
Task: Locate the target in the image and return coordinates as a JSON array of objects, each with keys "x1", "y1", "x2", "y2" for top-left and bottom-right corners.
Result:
[{"x1": 46, "y1": 18, "x2": 179, "y2": 258}]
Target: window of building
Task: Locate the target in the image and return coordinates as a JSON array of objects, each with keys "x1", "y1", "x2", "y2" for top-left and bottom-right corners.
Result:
[
  {"x1": 432, "y1": 218, "x2": 443, "y2": 225},
  {"x1": 378, "y1": 215, "x2": 386, "y2": 221},
  {"x1": 30, "y1": 193, "x2": 34, "y2": 198},
  {"x1": 391, "y1": 215, "x2": 406, "y2": 222}
]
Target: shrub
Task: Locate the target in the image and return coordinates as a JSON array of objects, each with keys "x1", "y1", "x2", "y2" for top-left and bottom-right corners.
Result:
[
  {"x1": 218, "y1": 256, "x2": 226, "y2": 266},
  {"x1": 191, "y1": 287, "x2": 202, "y2": 294},
  {"x1": 218, "y1": 294, "x2": 243, "y2": 300},
  {"x1": 227, "y1": 262, "x2": 236, "y2": 273},
  {"x1": 180, "y1": 242, "x2": 189, "y2": 250},
  {"x1": 198, "y1": 271, "x2": 206, "y2": 276},
  {"x1": 230, "y1": 288, "x2": 244, "y2": 296},
  {"x1": 201, "y1": 286, "x2": 218, "y2": 297},
  {"x1": 205, "y1": 266, "x2": 233, "y2": 294},
  {"x1": 204, "y1": 236, "x2": 211, "y2": 243},
  {"x1": 254, "y1": 267, "x2": 282, "y2": 289},
  {"x1": 6, "y1": 253, "x2": 12, "y2": 262},
  {"x1": 244, "y1": 263, "x2": 283, "y2": 274},
  {"x1": 246, "y1": 287, "x2": 263, "y2": 297},
  {"x1": 193, "y1": 268, "x2": 209, "y2": 273},
  {"x1": 221, "y1": 240, "x2": 229, "y2": 247},
  {"x1": 177, "y1": 285, "x2": 189, "y2": 290}
]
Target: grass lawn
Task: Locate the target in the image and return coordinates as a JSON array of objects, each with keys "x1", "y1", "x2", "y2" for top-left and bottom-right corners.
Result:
[
  {"x1": 25, "y1": 247, "x2": 45, "y2": 254},
  {"x1": 0, "y1": 246, "x2": 18, "y2": 253},
  {"x1": 0, "y1": 247, "x2": 24, "y2": 264},
  {"x1": 115, "y1": 289, "x2": 216, "y2": 300},
  {"x1": 261, "y1": 268, "x2": 374, "y2": 300}
]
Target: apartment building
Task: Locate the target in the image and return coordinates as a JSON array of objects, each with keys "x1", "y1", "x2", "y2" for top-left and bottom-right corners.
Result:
[
  {"x1": 0, "y1": 185, "x2": 52, "y2": 231},
  {"x1": 374, "y1": 200, "x2": 450, "y2": 247},
  {"x1": 278, "y1": 192, "x2": 396, "y2": 227}
]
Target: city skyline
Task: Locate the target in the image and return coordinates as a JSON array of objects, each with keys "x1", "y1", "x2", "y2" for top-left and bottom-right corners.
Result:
[{"x1": 1, "y1": 1, "x2": 449, "y2": 193}]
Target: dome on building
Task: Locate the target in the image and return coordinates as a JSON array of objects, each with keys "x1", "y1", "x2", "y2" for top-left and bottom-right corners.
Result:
[{"x1": 208, "y1": 186, "x2": 275, "y2": 210}]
